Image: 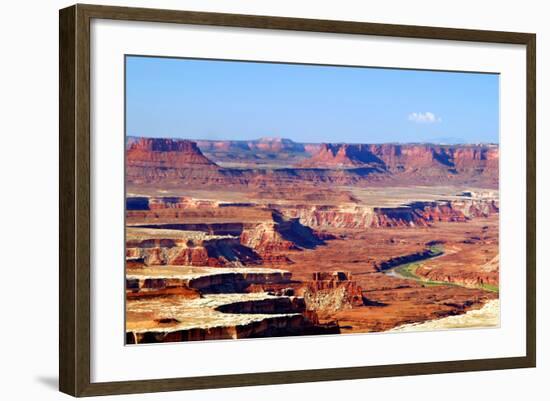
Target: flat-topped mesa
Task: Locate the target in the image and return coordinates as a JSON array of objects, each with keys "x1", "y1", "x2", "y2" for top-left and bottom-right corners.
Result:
[
  {"x1": 126, "y1": 291, "x2": 339, "y2": 343},
  {"x1": 125, "y1": 137, "x2": 498, "y2": 188},
  {"x1": 127, "y1": 138, "x2": 218, "y2": 168},
  {"x1": 195, "y1": 137, "x2": 305, "y2": 154},
  {"x1": 298, "y1": 143, "x2": 499, "y2": 176},
  {"x1": 126, "y1": 266, "x2": 293, "y2": 296},
  {"x1": 125, "y1": 266, "x2": 340, "y2": 343},
  {"x1": 126, "y1": 196, "x2": 222, "y2": 211},
  {"x1": 250, "y1": 137, "x2": 304, "y2": 152},
  {"x1": 125, "y1": 228, "x2": 262, "y2": 267},
  {"x1": 275, "y1": 198, "x2": 499, "y2": 229}
]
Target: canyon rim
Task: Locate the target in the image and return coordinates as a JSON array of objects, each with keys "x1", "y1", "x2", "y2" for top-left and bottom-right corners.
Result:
[{"x1": 124, "y1": 56, "x2": 500, "y2": 344}]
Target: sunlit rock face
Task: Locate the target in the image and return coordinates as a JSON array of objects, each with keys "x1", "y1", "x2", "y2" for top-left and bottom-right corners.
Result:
[
  {"x1": 125, "y1": 266, "x2": 340, "y2": 344},
  {"x1": 274, "y1": 199, "x2": 499, "y2": 230},
  {"x1": 126, "y1": 137, "x2": 499, "y2": 189},
  {"x1": 299, "y1": 142, "x2": 498, "y2": 177},
  {"x1": 127, "y1": 138, "x2": 218, "y2": 168}
]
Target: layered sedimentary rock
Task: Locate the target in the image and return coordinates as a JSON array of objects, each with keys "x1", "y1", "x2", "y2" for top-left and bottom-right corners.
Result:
[
  {"x1": 414, "y1": 240, "x2": 499, "y2": 288},
  {"x1": 125, "y1": 137, "x2": 501, "y2": 341},
  {"x1": 126, "y1": 137, "x2": 499, "y2": 188},
  {"x1": 126, "y1": 196, "x2": 255, "y2": 211},
  {"x1": 126, "y1": 204, "x2": 272, "y2": 226},
  {"x1": 240, "y1": 214, "x2": 324, "y2": 257},
  {"x1": 299, "y1": 272, "x2": 365, "y2": 312},
  {"x1": 126, "y1": 227, "x2": 262, "y2": 267},
  {"x1": 240, "y1": 221, "x2": 299, "y2": 258},
  {"x1": 195, "y1": 137, "x2": 306, "y2": 154},
  {"x1": 275, "y1": 198, "x2": 499, "y2": 229},
  {"x1": 127, "y1": 138, "x2": 218, "y2": 168},
  {"x1": 248, "y1": 137, "x2": 305, "y2": 153},
  {"x1": 126, "y1": 138, "x2": 235, "y2": 186},
  {"x1": 416, "y1": 268, "x2": 499, "y2": 288},
  {"x1": 126, "y1": 266, "x2": 292, "y2": 295},
  {"x1": 195, "y1": 137, "x2": 310, "y2": 166},
  {"x1": 298, "y1": 143, "x2": 385, "y2": 168},
  {"x1": 126, "y1": 266, "x2": 339, "y2": 343},
  {"x1": 126, "y1": 293, "x2": 308, "y2": 343},
  {"x1": 128, "y1": 201, "x2": 326, "y2": 264},
  {"x1": 299, "y1": 143, "x2": 499, "y2": 178}
]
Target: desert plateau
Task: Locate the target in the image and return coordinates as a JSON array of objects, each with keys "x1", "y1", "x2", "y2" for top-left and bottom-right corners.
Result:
[{"x1": 125, "y1": 136, "x2": 499, "y2": 344}]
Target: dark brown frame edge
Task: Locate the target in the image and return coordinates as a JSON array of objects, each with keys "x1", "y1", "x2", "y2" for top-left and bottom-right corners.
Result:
[{"x1": 59, "y1": 3, "x2": 536, "y2": 397}]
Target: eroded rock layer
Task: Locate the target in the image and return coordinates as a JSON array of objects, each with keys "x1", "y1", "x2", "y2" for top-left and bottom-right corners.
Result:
[
  {"x1": 274, "y1": 198, "x2": 499, "y2": 229},
  {"x1": 299, "y1": 143, "x2": 498, "y2": 177},
  {"x1": 126, "y1": 137, "x2": 499, "y2": 188},
  {"x1": 125, "y1": 267, "x2": 340, "y2": 343},
  {"x1": 124, "y1": 138, "x2": 500, "y2": 342}
]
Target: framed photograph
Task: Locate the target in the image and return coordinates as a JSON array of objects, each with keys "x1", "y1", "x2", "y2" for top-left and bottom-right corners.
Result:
[{"x1": 59, "y1": 4, "x2": 536, "y2": 397}]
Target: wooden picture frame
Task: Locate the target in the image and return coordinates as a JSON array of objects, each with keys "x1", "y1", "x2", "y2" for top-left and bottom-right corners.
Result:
[{"x1": 59, "y1": 3, "x2": 536, "y2": 397}]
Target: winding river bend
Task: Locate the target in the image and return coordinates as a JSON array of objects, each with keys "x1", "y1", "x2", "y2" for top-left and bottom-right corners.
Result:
[
  {"x1": 382, "y1": 247, "x2": 498, "y2": 293},
  {"x1": 381, "y1": 247, "x2": 500, "y2": 331},
  {"x1": 381, "y1": 247, "x2": 445, "y2": 283}
]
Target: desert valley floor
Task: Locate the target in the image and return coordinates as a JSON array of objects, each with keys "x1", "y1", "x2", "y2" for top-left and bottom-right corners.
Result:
[{"x1": 124, "y1": 137, "x2": 499, "y2": 344}]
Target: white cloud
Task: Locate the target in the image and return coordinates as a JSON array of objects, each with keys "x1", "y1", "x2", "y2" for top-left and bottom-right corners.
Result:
[{"x1": 408, "y1": 112, "x2": 442, "y2": 124}]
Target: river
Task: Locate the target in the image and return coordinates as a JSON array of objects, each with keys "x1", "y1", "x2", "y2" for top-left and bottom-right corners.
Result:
[{"x1": 382, "y1": 250, "x2": 500, "y2": 331}]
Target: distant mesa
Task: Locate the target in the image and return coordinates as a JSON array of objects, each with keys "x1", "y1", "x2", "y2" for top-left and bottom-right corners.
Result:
[
  {"x1": 299, "y1": 143, "x2": 385, "y2": 168},
  {"x1": 127, "y1": 137, "x2": 218, "y2": 168},
  {"x1": 195, "y1": 136, "x2": 306, "y2": 154},
  {"x1": 430, "y1": 136, "x2": 468, "y2": 145},
  {"x1": 299, "y1": 142, "x2": 498, "y2": 174},
  {"x1": 250, "y1": 137, "x2": 303, "y2": 153},
  {"x1": 303, "y1": 143, "x2": 323, "y2": 155},
  {"x1": 125, "y1": 136, "x2": 498, "y2": 189}
]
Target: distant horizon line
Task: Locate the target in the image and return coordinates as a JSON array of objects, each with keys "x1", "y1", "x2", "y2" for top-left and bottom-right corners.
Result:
[{"x1": 126, "y1": 134, "x2": 499, "y2": 146}]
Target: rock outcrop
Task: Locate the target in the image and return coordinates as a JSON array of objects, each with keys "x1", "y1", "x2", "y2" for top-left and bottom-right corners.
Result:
[
  {"x1": 126, "y1": 228, "x2": 262, "y2": 267},
  {"x1": 127, "y1": 138, "x2": 218, "y2": 168},
  {"x1": 126, "y1": 137, "x2": 499, "y2": 189},
  {"x1": 299, "y1": 271, "x2": 365, "y2": 312},
  {"x1": 126, "y1": 266, "x2": 292, "y2": 295},
  {"x1": 195, "y1": 137, "x2": 306, "y2": 154},
  {"x1": 126, "y1": 266, "x2": 340, "y2": 343},
  {"x1": 299, "y1": 143, "x2": 499, "y2": 179},
  {"x1": 299, "y1": 143, "x2": 385, "y2": 168},
  {"x1": 276, "y1": 199, "x2": 499, "y2": 229}
]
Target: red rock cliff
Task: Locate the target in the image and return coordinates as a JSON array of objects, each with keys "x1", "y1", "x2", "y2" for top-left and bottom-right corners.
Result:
[
  {"x1": 300, "y1": 143, "x2": 498, "y2": 176},
  {"x1": 299, "y1": 143, "x2": 385, "y2": 167},
  {"x1": 127, "y1": 138, "x2": 218, "y2": 168}
]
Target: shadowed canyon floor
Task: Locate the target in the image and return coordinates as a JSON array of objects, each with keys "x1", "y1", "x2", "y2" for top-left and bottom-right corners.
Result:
[{"x1": 125, "y1": 137, "x2": 499, "y2": 343}]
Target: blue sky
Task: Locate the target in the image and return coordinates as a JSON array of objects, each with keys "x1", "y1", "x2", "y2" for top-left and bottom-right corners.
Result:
[{"x1": 126, "y1": 56, "x2": 499, "y2": 144}]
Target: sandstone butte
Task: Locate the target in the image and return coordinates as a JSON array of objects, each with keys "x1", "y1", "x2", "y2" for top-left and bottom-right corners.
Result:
[{"x1": 127, "y1": 137, "x2": 219, "y2": 168}]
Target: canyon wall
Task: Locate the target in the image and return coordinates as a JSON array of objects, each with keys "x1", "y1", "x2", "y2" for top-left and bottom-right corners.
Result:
[
  {"x1": 275, "y1": 199, "x2": 499, "y2": 230},
  {"x1": 127, "y1": 138, "x2": 218, "y2": 168},
  {"x1": 126, "y1": 137, "x2": 499, "y2": 188},
  {"x1": 299, "y1": 143, "x2": 499, "y2": 179}
]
